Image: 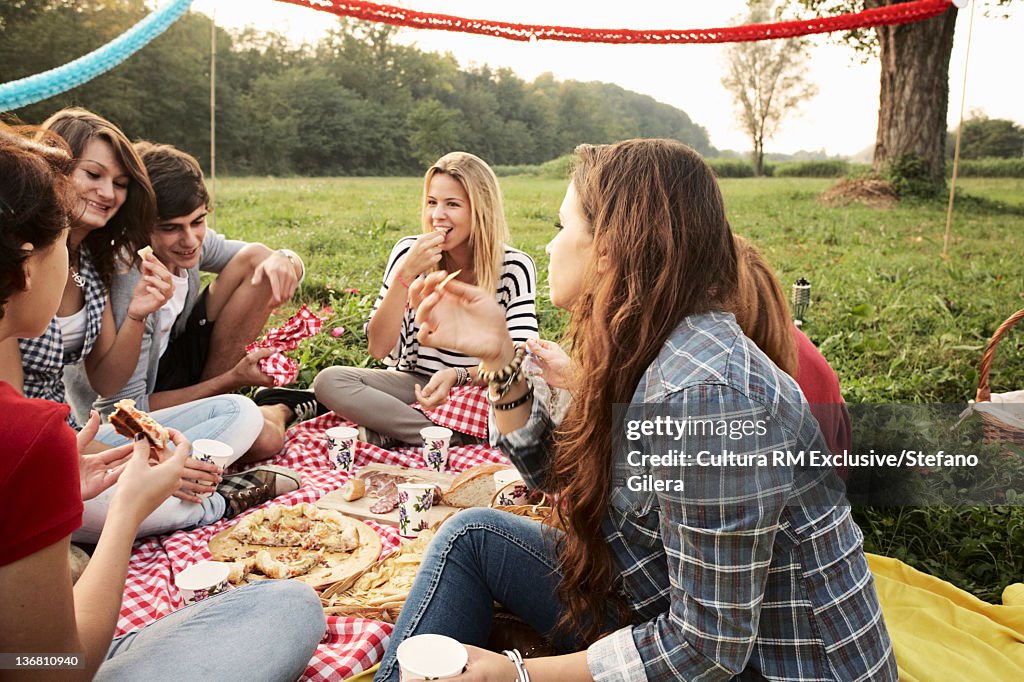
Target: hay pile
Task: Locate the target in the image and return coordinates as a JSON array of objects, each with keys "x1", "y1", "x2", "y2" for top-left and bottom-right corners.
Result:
[{"x1": 819, "y1": 177, "x2": 898, "y2": 208}]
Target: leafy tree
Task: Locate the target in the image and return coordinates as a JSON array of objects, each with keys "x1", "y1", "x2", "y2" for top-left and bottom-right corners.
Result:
[
  {"x1": 5, "y1": 5, "x2": 715, "y2": 175},
  {"x1": 406, "y1": 98, "x2": 464, "y2": 167},
  {"x1": 793, "y1": 0, "x2": 1015, "y2": 197},
  {"x1": 722, "y1": 1, "x2": 818, "y2": 176},
  {"x1": 950, "y1": 114, "x2": 1024, "y2": 159}
]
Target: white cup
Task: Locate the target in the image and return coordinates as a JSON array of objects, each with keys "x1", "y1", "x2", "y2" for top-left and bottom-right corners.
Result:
[
  {"x1": 396, "y1": 633, "x2": 468, "y2": 679},
  {"x1": 420, "y1": 426, "x2": 452, "y2": 472},
  {"x1": 397, "y1": 482, "x2": 435, "y2": 538},
  {"x1": 493, "y1": 469, "x2": 529, "y2": 506},
  {"x1": 326, "y1": 426, "x2": 359, "y2": 472},
  {"x1": 175, "y1": 560, "x2": 230, "y2": 605},
  {"x1": 190, "y1": 439, "x2": 234, "y2": 498}
]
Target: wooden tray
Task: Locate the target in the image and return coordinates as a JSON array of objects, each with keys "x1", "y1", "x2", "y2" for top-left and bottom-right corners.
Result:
[{"x1": 316, "y1": 463, "x2": 459, "y2": 529}]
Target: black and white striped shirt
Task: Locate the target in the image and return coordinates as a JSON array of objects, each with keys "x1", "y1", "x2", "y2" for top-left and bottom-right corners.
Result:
[{"x1": 369, "y1": 236, "x2": 539, "y2": 375}]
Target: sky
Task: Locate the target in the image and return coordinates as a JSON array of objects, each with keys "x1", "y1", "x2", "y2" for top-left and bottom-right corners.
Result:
[{"x1": 191, "y1": 0, "x2": 1023, "y2": 158}]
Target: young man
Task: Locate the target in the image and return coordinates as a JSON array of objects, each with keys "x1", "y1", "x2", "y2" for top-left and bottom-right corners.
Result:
[{"x1": 70, "y1": 142, "x2": 316, "y2": 463}]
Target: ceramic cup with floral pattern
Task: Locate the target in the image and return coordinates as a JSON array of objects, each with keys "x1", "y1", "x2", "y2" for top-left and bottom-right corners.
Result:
[
  {"x1": 420, "y1": 426, "x2": 452, "y2": 473},
  {"x1": 326, "y1": 426, "x2": 359, "y2": 472},
  {"x1": 493, "y1": 468, "x2": 530, "y2": 506},
  {"x1": 175, "y1": 560, "x2": 230, "y2": 605},
  {"x1": 190, "y1": 439, "x2": 234, "y2": 498},
  {"x1": 397, "y1": 482, "x2": 435, "y2": 538}
]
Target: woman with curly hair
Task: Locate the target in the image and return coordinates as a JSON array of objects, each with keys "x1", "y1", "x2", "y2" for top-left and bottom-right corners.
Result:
[{"x1": 375, "y1": 139, "x2": 895, "y2": 681}]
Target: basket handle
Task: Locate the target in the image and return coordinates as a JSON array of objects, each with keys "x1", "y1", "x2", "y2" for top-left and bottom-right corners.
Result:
[{"x1": 976, "y1": 308, "x2": 1024, "y2": 403}]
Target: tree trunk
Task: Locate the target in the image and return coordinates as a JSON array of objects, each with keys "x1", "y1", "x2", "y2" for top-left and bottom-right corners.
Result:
[{"x1": 869, "y1": 0, "x2": 958, "y2": 190}]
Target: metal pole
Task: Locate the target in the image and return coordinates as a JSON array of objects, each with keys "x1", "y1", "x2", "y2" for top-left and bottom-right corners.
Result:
[
  {"x1": 943, "y1": 0, "x2": 976, "y2": 259},
  {"x1": 209, "y1": 8, "x2": 217, "y2": 229}
]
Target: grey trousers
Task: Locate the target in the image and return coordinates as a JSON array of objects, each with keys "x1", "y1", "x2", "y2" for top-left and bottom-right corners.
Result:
[{"x1": 312, "y1": 366, "x2": 436, "y2": 445}]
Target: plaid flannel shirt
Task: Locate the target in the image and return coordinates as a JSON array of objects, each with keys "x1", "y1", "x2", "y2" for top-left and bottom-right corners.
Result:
[
  {"x1": 19, "y1": 248, "x2": 104, "y2": 418},
  {"x1": 494, "y1": 312, "x2": 897, "y2": 681}
]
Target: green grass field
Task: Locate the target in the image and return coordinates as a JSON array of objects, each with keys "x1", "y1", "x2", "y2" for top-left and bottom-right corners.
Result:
[
  {"x1": 213, "y1": 175, "x2": 1024, "y2": 601},
  {"x1": 215, "y1": 175, "x2": 1024, "y2": 403}
]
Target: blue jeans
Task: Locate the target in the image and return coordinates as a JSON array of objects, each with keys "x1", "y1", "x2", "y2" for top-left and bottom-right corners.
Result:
[
  {"x1": 376, "y1": 508, "x2": 587, "y2": 682},
  {"x1": 96, "y1": 579, "x2": 326, "y2": 681},
  {"x1": 74, "y1": 395, "x2": 264, "y2": 543}
]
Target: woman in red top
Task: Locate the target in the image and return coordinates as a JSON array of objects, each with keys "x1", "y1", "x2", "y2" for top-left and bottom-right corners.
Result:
[
  {"x1": 0, "y1": 125, "x2": 325, "y2": 680},
  {"x1": 729, "y1": 236, "x2": 851, "y2": 473}
]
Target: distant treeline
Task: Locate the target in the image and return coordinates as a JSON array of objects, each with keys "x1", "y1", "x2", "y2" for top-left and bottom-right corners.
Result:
[{"x1": 1, "y1": 1, "x2": 711, "y2": 176}]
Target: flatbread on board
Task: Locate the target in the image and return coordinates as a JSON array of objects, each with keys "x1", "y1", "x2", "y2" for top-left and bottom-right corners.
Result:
[{"x1": 208, "y1": 503, "x2": 382, "y2": 589}]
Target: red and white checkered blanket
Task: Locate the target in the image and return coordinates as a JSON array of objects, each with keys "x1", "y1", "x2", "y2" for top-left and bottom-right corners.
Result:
[{"x1": 117, "y1": 387, "x2": 508, "y2": 681}]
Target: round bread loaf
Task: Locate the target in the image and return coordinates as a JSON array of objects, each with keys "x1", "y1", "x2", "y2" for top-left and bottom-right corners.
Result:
[{"x1": 441, "y1": 463, "x2": 514, "y2": 508}]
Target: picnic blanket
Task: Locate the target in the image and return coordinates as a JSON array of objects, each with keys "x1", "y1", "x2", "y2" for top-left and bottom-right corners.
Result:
[
  {"x1": 117, "y1": 385, "x2": 1024, "y2": 680},
  {"x1": 116, "y1": 386, "x2": 508, "y2": 681},
  {"x1": 867, "y1": 553, "x2": 1024, "y2": 681}
]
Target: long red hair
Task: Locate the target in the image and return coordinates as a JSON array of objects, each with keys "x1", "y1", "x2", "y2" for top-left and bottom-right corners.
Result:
[
  {"x1": 729, "y1": 236, "x2": 798, "y2": 377},
  {"x1": 550, "y1": 139, "x2": 738, "y2": 643}
]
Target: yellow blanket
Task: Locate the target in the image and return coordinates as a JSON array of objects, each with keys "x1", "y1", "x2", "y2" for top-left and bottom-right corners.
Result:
[{"x1": 867, "y1": 553, "x2": 1024, "y2": 681}]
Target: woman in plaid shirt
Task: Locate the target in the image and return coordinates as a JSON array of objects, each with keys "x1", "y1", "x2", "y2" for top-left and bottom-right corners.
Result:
[{"x1": 376, "y1": 139, "x2": 896, "y2": 681}]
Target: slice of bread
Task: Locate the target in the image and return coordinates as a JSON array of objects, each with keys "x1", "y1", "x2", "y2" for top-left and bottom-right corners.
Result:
[{"x1": 441, "y1": 463, "x2": 513, "y2": 509}]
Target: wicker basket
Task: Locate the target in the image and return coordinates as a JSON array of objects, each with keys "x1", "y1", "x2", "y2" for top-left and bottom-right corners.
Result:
[
  {"x1": 489, "y1": 482, "x2": 559, "y2": 527},
  {"x1": 975, "y1": 308, "x2": 1024, "y2": 449}
]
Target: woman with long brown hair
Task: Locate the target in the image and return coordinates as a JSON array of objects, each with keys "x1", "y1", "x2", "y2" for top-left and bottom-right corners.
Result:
[
  {"x1": 0, "y1": 108, "x2": 173, "y2": 422},
  {"x1": 374, "y1": 139, "x2": 895, "y2": 681},
  {"x1": 0, "y1": 123, "x2": 325, "y2": 682}
]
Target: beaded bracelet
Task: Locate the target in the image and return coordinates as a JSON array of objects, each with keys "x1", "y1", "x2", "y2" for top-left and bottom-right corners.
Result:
[
  {"x1": 454, "y1": 366, "x2": 470, "y2": 387},
  {"x1": 492, "y1": 380, "x2": 534, "y2": 411},
  {"x1": 502, "y1": 648, "x2": 530, "y2": 682},
  {"x1": 478, "y1": 344, "x2": 525, "y2": 385}
]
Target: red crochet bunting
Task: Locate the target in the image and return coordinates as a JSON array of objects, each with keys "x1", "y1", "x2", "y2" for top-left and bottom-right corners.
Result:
[{"x1": 276, "y1": 0, "x2": 952, "y2": 44}]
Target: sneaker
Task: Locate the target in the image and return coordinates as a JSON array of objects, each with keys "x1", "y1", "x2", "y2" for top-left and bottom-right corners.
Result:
[
  {"x1": 357, "y1": 424, "x2": 398, "y2": 450},
  {"x1": 254, "y1": 387, "x2": 328, "y2": 425},
  {"x1": 218, "y1": 465, "x2": 302, "y2": 519},
  {"x1": 450, "y1": 431, "x2": 488, "y2": 447}
]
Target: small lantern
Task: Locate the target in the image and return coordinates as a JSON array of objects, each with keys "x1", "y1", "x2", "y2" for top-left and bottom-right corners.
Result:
[{"x1": 792, "y1": 277, "x2": 811, "y2": 327}]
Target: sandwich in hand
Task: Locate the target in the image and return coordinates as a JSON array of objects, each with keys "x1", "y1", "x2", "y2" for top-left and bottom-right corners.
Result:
[{"x1": 109, "y1": 399, "x2": 169, "y2": 449}]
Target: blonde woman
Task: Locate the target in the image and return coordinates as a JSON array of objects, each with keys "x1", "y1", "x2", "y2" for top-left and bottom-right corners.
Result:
[{"x1": 262, "y1": 152, "x2": 539, "y2": 445}]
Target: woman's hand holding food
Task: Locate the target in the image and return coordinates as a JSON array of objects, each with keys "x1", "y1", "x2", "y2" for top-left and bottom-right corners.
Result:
[
  {"x1": 126, "y1": 253, "x2": 174, "y2": 320},
  {"x1": 526, "y1": 338, "x2": 574, "y2": 389},
  {"x1": 410, "y1": 271, "x2": 513, "y2": 368},
  {"x1": 397, "y1": 230, "x2": 446, "y2": 282},
  {"x1": 76, "y1": 411, "x2": 133, "y2": 501}
]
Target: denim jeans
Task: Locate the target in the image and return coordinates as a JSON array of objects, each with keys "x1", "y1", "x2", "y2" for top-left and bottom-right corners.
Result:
[
  {"x1": 376, "y1": 508, "x2": 588, "y2": 682},
  {"x1": 74, "y1": 395, "x2": 264, "y2": 543},
  {"x1": 96, "y1": 579, "x2": 326, "y2": 681}
]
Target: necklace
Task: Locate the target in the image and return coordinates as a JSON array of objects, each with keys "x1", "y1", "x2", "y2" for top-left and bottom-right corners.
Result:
[{"x1": 69, "y1": 265, "x2": 85, "y2": 288}]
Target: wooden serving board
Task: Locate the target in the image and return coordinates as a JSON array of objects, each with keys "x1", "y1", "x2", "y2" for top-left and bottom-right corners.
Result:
[
  {"x1": 207, "y1": 506, "x2": 382, "y2": 589},
  {"x1": 316, "y1": 464, "x2": 459, "y2": 529}
]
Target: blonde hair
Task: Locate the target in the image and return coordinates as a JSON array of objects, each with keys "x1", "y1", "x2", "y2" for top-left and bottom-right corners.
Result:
[{"x1": 421, "y1": 152, "x2": 508, "y2": 295}]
